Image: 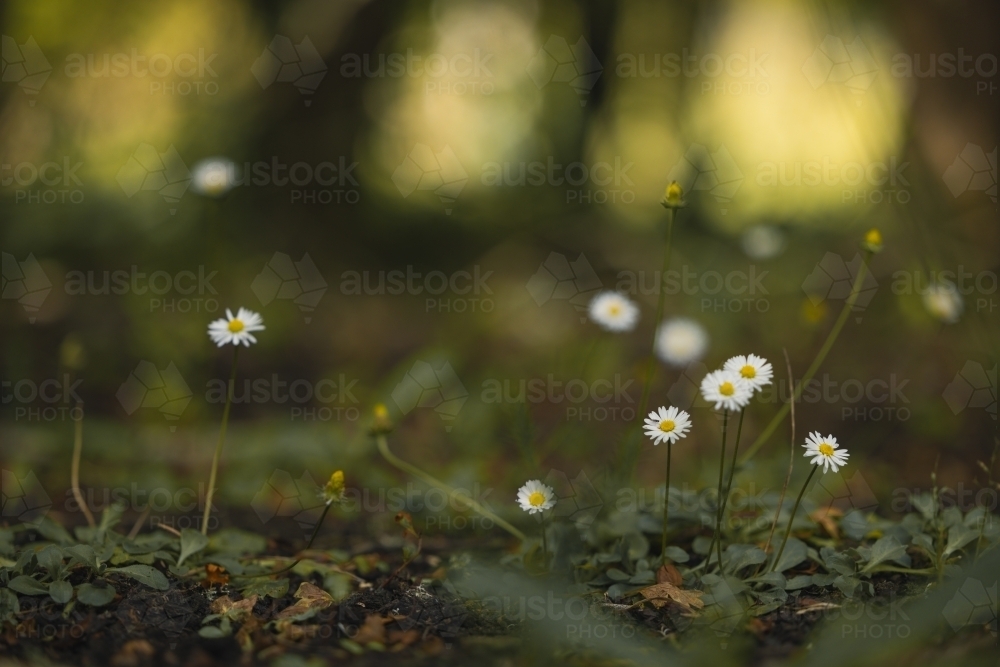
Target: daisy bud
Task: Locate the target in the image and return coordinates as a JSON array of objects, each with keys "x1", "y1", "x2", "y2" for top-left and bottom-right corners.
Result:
[
  {"x1": 861, "y1": 228, "x2": 883, "y2": 253},
  {"x1": 661, "y1": 181, "x2": 686, "y2": 209},
  {"x1": 370, "y1": 403, "x2": 395, "y2": 435},
  {"x1": 323, "y1": 470, "x2": 346, "y2": 505}
]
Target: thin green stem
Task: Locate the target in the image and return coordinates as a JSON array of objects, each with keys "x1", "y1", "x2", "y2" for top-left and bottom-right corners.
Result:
[
  {"x1": 740, "y1": 251, "x2": 873, "y2": 465},
  {"x1": 375, "y1": 434, "x2": 526, "y2": 542},
  {"x1": 718, "y1": 410, "x2": 745, "y2": 537},
  {"x1": 710, "y1": 410, "x2": 729, "y2": 570},
  {"x1": 622, "y1": 209, "x2": 675, "y2": 483},
  {"x1": 202, "y1": 345, "x2": 239, "y2": 535},
  {"x1": 661, "y1": 440, "x2": 672, "y2": 563},
  {"x1": 71, "y1": 405, "x2": 96, "y2": 529},
  {"x1": 249, "y1": 502, "x2": 334, "y2": 578},
  {"x1": 771, "y1": 465, "x2": 818, "y2": 573},
  {"x1": 541, "y1": 516, "x2": 550, "y2": 570}
]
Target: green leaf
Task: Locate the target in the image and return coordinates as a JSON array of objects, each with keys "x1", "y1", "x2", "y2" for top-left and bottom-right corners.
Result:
[
  {"x1": 834, "y1": 575, "x2": 861, "y2": 597},
  {"x1": 786, "y1": 575, "x2": 814, "y2": 590},
  {"x1": 771, "y1": 538, "x2": 808, "y2": 573},
  {"x1": 663, "y1": 546, "x2": 690, "y2": 563},
  {"x1": 106, "y1": 564, "x2": 169, "y2": 591},
  {"x1": 0, "y1": 588, "x2": 20, "y2": 622},
  {"x1": 209, "y1": 528, "x2": 267, "y2": 556},
  {"x1": 723, "y1": 545, "x2": 767, "y2": 574},
  {"x1": 49, "y1": 580, "x2": 73, "y2": 604},
  {"x1": 944, "y1": 524, "x2": 979, "y2": 557},
  {"x1": 8, "y1": 575, "x2": 49, "y2": 596},
  {"x1": 77, "y1": 582, "x2": 116, "y2": 606},
  {"x1": 177, "y1": 529, "x2": 209, "y2": 567},
  {"x1": 861, "y1": 536, "x2": 907, "y2": 573},
  {"x1": 605, "y1": 567, "x2": 631, "y2": 581},
  {"x1": 66, "y1": 545, "x2": 100, "y2": 571},
  {"x1": 32, "y1": 517, "x2": 74, "y2": 545},
  {"x1": 240, "y1": 577, "x2": 289, "y2": 599},
  {"x1": 35, "y1": 545, "x2": 64, "y2": 573}
]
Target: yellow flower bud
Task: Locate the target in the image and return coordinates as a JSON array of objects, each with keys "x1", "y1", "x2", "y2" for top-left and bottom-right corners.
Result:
[
  {"x1": 369, "y1": 403, "x2": 394, "y2": 435},
  {"x1": 323, "y1": 470, "x2": 346, "y2": 504},
  {"x1": 661, "y1": 181, "x2": 685, "y2": 209},
  {"x1": 861, "y1": 228, "x2": 883, "y2": 253}
]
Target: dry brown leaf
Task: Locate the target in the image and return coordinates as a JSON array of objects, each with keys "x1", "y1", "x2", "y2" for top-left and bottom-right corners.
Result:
[
  {"x1": 639, "y1": 582, "x2": 705, "y2": 614},
  {"x1": 810, "y1": 506, "x2": 843, "y2": 539},
  {"x1": 353, "y1": 615, "x2": 388, "y2": 645},
  {"x1": 274, "y1": 582, "x2": 334, "y2": 621},
  {"x1": 656, "y1": 563, "x2": 683, "y2": 586}
]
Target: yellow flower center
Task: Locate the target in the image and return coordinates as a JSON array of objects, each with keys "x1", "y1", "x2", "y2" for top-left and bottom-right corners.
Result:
[
  {"x1": 608, "y1": 304, "x2": 621, "y2": 315},
  {"x1": 227, "y1": 319, "x2": 244, "y2": 333},
  {"x1": 719, "y1": 381, "x2": 734, "y2": 396},
  {"x1": 818, "y1": 443, "x2": 834, "y2": 457},
  {"x1": 528, "y1": 491, "x2": 546, "y2": 507},
  {"x1": 659, "y1": 419, "x2": 675, "y2": 433},
  {"x1": 740, "y1": 365, "x2": 756, "y2": 379}
]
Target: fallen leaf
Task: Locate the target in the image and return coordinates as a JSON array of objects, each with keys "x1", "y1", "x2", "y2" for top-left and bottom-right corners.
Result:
[
  {"x1": 353, "y1": 615, "x2": 388, "y2": 645},
  {"x1": 274, "y1": 582, "x2": 334, "y2": 621},
  {"x1": 810, "y1": 507, "x2": 843, "y2": 539},
  {"x1": 640, "y1": 582, "x2": 705, "y2": 614},
  {"x1": 203, "y1": 563, "x2": 230, "y2": 587},
  {"x1": 110, "y1": 639, "x2": 155, "y2": 667},
  {"x1": 656, "y1": 563, "x2": 683, "y2": 586}
]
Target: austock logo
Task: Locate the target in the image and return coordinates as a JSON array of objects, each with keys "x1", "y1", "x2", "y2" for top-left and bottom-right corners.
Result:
[
  {"x1": 667, "y1": 143, "x2": 744, "y2": 213},
  {"x1": 942, "y1": 361, "x2": 997, "y2": 420},
  {"x1": 802, "y1": 252, "x2": 879, "y2": 322},
  {"x1": 392, "y1": 144, "x2": 468, "y2": 214},
  {"x1": 525, "y1": 252, "x2": 602, "y2": 322},
  {"x1": 251, "y1": 35, "x2": 327, "y2": 105},
  {"x1": 391, "y1": 360, "x2": 469, "y2": 430},
  {"x1": 116, "y1": 361, "x2": 193, "y2": 430},
  {"x1": 942, "y1": 578, "x2": 998, "y2": 637},
  {"x1": 942, "y1": 143, "x2": 997, "y2": 203},
  {"x1": 251, "y1": 252, "x2": 328, "y2": 323},
  {"x1": 1, "y1": 469, "x2": 51, "y2": 525},
  {"x1": 802, "y1": 35, "x2": 878, "y2": 98},
  {"x1": 251, "y1": 470, "x2": 326, "y2": 533},
  {"x1": 116, "y1": 143, "x2": 191, "y2": 213},
  {"x1": 1, "y1": 252, "x2": 52, "y2": 323},
  {"x1": 543, "y1": 468, "x2": 603, "y2": 526},
  {"x1": 1, "y1": 35, "x2": 52, "y2": 104},
  {"x1": 527, "y1": 35, "x2": 602, "y2": 105}
]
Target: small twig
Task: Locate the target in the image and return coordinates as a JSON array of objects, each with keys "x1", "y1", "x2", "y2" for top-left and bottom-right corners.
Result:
[
  {"x1": 127, "y1": 507, "x2": 151, "y2": 539},
  {"x1": 157, "y1": 523, "x2": 182, "y2": 537}
]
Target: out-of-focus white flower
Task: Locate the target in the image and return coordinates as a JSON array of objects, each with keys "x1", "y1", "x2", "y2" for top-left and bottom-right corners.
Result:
[
  {"x1": 922, "y1": 281, "x2": 964, "y2": 324},
  {"x1": 588, "y1": 291, "x2": 639, "y2": 332},
  {"x1": 723, "y1": 354, "x2": 773, "y2": 392},
  {"x1": 655, "y1": 318, "x2": 708, "y2": 367},
  {"x1": 643, "y1": 406, "x2": 692, "y2": 445},
  {"x1": 208, "y1": 307, "x2": 265, "y2": 347},
  {"x1": 803, "y1": 431, "x2": 849, "y2": 473},
  {"x1": 700, "y1": 369, "x2": 753, "y2": 412},
  {"x1": 740, "y1": 225, "x2": 785, "y2": 260},
  {"x1": 191, "y1": 157, "x2": 237, "y2": 198},
  {"x1": 517, "y1": 480, "x2": 556, "y2": 514}
]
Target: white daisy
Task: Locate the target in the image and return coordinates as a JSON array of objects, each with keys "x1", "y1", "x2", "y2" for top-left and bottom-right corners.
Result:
[
  {"x1": 655, "y1": 318, "x2": 708, "y2": 367},
  {"x1": 208, "y1": 308, "x2": 265, "y2": 347},
  {"x1": 723, "y1": 354, "x2": 773, "y2": 392},
  {"x1": 699, "y1": 369, "x2": 753, "y2": 412},
  {"x1": 191, "y1": 157, "x2": 237, "y2": 198},
  {"x1": 922, "y1": 281, "x2": 963, "y2": 324},
  {"x1": 802, "y1": 431, "x2": 850, "y2": 473},
  {"x1": 517, "y1": 480, "x2": 556, "y2": 514},
  {"x1": 740, "y1": 225, "x2": 785, "y2": 260},
  {"x1": 643, "y1": 406, "x2": 692, "y2": 445},
  {"x1": 588, "y1": 291, "x2": 639, "y2": 332}
]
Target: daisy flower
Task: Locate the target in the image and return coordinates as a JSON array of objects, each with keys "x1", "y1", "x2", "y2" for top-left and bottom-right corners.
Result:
[
  {"x1": 643, "y1": 406, "x2": 692, "y2": 445},
  {"x1": 191, "y1": 157, "x2": 237, "y2": 198},
  {"x1": 723, "y1": 354, "x2": 773, "y2": 392},
  {"x1": 517, "y1": 480, "x2": 556, "y2": 514},
  {"x1": 802, "y1": 432, "x2": 850, "y2": 473},
  {"x1": 700, "y1": 369, "x2": 752, "y2": 412},
  {"x1": 208, "y1": 308, "x2": 265, "y2": 347},
  {"x1": 588, "y1": 291, "x2": 639, "y2": 332},
  {"x1": 655, "y1": 318, "x2": 708, "y2": 367}
]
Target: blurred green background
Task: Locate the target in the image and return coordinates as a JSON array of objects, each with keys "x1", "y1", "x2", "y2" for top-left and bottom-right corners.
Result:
[{"x1": 1, "y1": 0, "x2": 997, "y2": 538}]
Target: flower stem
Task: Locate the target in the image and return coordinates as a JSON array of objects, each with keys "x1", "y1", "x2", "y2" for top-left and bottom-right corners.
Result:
[
  {"x1": 541, "y1": 516, "x2": 550, "y2": 571},
  {"x1": 770, "y1": 465, "x2": 818, "y2": 572},
  {"x1": 375, "y1": 434, "x2": 526, "y2": 542},
  {"x1": 661, "y1": 440, "x2": 672, "y2": 563},
  {"x1": 739, "y1": 250, "x2": 873, "y2": 465},
  {"x1": 202, "y1": 345, "x2": 239, "y2": 535},
  {"x1": 710, "y1": 410, "x2": 729, "y2": 570},
  {"x1": 718, "y1": 410, "x2": 745, "y2": 538},
  {"x1": 622, "y1": 208, "x2": 675, "y2": 483},
  {"x1": 255, "y1": 502, "x2": 334, "y2": 577},
  {"x1": 71, "y1": 404, "x2": 96, "y2": 529}
]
